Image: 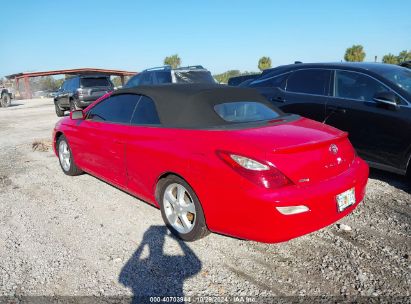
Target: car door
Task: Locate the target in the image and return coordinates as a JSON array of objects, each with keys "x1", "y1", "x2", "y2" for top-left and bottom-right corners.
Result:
[
  {"x1": 71, "y1": 94, "x2": 141, "y2": 187},
  {"x1": 60, "y1": 78, "x2": 72, "y2": 107},
  {"x1": 123, "y1": 95, "x2": 162, "y2": 200},
  {"x1": 325, "y1": 69, "x2": 409, "y2": 171},
  {"x1": 253, "y1": 69, "x2": 331, "y2": 122},
  {"x1": 280, "y1": 69, "x2": 332, "y2": 122},
  {"x1": 56, "y1": 80, "x2": 68, "y2": 108}
]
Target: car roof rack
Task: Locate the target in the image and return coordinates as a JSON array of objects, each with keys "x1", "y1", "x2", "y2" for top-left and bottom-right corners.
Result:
[
  {"x1": 294, "y1": 61, "x2": 303, "y2": 64},
  {"x1": 142, "y1": 65, "x2": 172, "y2": 72},
  {"x1": 142, "y1": 65, "x2": 206, "y2": 72},
  {"x1": 175, "y1": 65, "x2": 205, "y2": 70}
]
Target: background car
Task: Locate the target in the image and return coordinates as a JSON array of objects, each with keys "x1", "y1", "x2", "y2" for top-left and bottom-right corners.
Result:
[
  {"x1": 227, "y1": 74, "x2": 261, "y2": 86},
  {"x1": 238, "y1": 62, "x2": 411, "y2": 176},
  {"x1": 124, "y1": 65, "x2": 215, "y2": 88},
  {"x1": 400, "y1": 61, "x2": 411, "y2": 69},
  {"x1": 54, "y1": 75, "x2": 114, "y2": 117},
  {"x1": 53, "y1": 84, "x2": 368, "y2": 243},
  {"x1": 0, "y1": 86, "x2": 14, "y2": 107}
]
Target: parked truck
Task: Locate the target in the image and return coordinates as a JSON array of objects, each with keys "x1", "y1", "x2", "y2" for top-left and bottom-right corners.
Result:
[{"x1": 0, "y1": 85, "x2": 14, "y2": 107}]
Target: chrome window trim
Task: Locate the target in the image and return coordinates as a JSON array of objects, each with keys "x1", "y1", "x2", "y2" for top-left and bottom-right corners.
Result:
[
  {"x1": 250, "y1": 71, "x2": 292, "y2": 85},
  {"x1": 276, "y1": 87, "x2": 330, "y2": 99},
  {"x1": 331, "y1": 69, "x2": 409, "y2": 107}
]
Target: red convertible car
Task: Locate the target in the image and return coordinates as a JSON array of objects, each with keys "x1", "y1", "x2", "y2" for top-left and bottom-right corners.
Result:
[{"x1": 53, "y1": 84, "x2": 369, "y2": 243}]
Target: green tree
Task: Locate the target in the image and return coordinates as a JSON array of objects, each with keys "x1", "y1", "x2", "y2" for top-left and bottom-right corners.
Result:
[
  {"x1": 398, "y1": 50, "x2": 411, "y2": 63},
  {"x1": 382, "y1": 53, "x2": 399, "y2": 64},
  {"x1": 344, "y1": 45, "x2": 366, "y2": 62},
  {"x1": 213, "y1": 70, "x2": 241, "y2": 84},
  {"x1": 258, "y1": 56, "x2": 272, "y2": 71},
  {"x1": 55, "y1": 78, "x2": 64, "y2": 89},
  {"x1": 163, "y1": 54, "x2": 181, "y2": 69},
  {"x1": 213, "y1": 70, "x2": 259, "y2": 84},
  {"x1": 111, "y1": 76, "x2": 123, "y2": 87}
]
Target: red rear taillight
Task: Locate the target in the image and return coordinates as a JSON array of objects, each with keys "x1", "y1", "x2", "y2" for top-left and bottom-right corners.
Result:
[{"x1": 216, "y1": 151, "x2": 293, "y2": 189}]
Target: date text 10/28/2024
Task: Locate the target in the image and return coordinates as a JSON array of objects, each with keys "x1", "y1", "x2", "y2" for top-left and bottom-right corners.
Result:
[{"x1": 149, "y1": 296, "x2": 257, "y2": 303}]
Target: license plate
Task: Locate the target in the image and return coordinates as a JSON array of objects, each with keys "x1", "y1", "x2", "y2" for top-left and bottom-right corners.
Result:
[{"x1": 336, "y1": 188, "x2": 355, "y2": 212}]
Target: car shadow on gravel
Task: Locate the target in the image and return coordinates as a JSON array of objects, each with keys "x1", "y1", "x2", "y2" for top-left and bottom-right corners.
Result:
[
  {"x1": 119, "y1": 225, "x2": 201, "y2": 303},
  {"x1": 369, "y1": 168, "x2": 411, "y2": 194}
]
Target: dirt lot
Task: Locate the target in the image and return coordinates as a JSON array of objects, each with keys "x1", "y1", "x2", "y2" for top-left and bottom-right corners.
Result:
[{"x1": 0, "y1": 98, "x2": 410, "y2": 301}]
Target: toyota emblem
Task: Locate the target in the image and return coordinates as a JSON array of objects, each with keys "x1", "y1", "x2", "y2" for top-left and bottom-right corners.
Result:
[{"x1": 329, "y1": 144, "x2": 338, "y2": 155}]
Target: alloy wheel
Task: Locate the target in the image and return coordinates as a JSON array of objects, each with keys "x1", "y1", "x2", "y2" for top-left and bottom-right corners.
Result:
[
  {"x1": 163, "y1": 183, "x2": 197, "y2": 234},
  {"x1": 59, "y1": 140, "x2": 71, "y2": 171}
]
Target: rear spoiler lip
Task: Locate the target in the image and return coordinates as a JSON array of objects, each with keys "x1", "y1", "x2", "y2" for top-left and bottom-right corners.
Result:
[{"x1": 272, "y1": 131, "x2": 349, "y2": 153}]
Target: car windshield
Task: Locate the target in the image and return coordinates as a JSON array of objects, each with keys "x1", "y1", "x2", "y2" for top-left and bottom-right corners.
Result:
[
  {"x1": 214, "y1": 101, "x2": 280, "y2": 123},
  {"x1": 81, "y1": 78, "x2": 110, "y2": 87},
  {"x1": 174, "y1": 70, "x2": 216, "y2": 84},
  {"x1": 380, "y1": 68, "x2": 411, "y2": 94}
]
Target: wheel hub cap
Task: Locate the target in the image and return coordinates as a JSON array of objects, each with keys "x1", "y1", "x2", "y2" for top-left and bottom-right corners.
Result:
[
  {"x1": 58, "y1": 140, "x2": 71, "y2": 171},
  {"x1": 163, "y1": 183, "x2": 196, "y2": 234}
]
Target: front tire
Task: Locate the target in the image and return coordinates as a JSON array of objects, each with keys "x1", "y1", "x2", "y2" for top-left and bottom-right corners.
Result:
[
  {"x1": 158, "y1": 176, "x2": 209, "y2": 242},
  {"x1": 69, "y1": 99, "x2": 81, "y2": 112},
  {"x1": 57, "y1": 135, "x2": 83, "y2": 176},
  {"x1": 55, "y1": 104, "x2": 65, "y2": 117},
  {"x1": 1, "y1": 93, "x2": 11, "y2": 108}
]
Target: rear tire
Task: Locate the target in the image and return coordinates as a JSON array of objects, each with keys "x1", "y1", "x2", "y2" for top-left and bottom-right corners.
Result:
[
  {"x1": 158, "y1": 175, "x2": 209, "y2": 242},
  {"x1": 57, "y1": 135, "x2": 83, "y2": 176},
  {"x1": 55, "y1": 104, "x2": 65, "y2": 117},
  {"x1": 1, "y1": 93, "x2": 11, "y2": 108}
]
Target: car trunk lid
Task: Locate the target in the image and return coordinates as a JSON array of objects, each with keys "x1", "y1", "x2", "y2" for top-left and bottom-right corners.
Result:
[{"x1": 225, "y1": 117, "x2": 356, "y2": 185}]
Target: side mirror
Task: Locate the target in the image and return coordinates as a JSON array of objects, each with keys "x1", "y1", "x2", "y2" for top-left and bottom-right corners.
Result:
[
  {"x1": 70, "y1": 110, "x2": 84, "y2": 120},
  {"x1": 373, "y1": 91, "x2": 399, "y2": 108}
]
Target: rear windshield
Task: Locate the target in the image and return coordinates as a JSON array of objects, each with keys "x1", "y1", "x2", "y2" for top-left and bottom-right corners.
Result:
[
  {"x1": 81, "y1": 77, "x2": 111, "y2": 87},
  {"x1": 174, "y1": 70, "x2": 216, "y2": 84},
  {"x1": 214, "y1": 101, "x2": 280, "y2": 122}
]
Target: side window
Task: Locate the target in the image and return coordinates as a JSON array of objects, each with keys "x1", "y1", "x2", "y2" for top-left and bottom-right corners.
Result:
[
  {"x1": 139, "y1": 73, "x2": 153, "y2": 85},
  {"x1": 251, "y1": 73, "x2": 290, "y2": 88},
  {"x1": 131, "y1": 96, "x2": 160, "y2": 125},
  {"x1": 87, "y1": 94, "x2": 140, "y2": 124},
  {"x1": 334, "y1": 70, "x2": 389, "y2": 101},
  {"x1": 68, "y1": 78, "x2": 77, "y2": 91},
  {"x1": 125, "y1": 75, "x2": 141, "y2": 88},
  {"x1": 66, "y1": 79, "x2": 73, "y2": 91},
  {"x1": 286, "y1": 69, "x2": 330, "y2": 95},
  {"x1": 155, "y1": 71, "x2": 172, "y2": 84},
  {"x1": 61, "y1": 81, "x2": 67, "y2": 91},
  {"x1": 72, "y1": 77, "x2": 80, "y2": 89}
]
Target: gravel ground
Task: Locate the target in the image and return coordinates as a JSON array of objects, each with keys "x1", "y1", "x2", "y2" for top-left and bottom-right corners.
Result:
[{"x1": 0, "y1": 99, "x2": 410, "y2": 302}]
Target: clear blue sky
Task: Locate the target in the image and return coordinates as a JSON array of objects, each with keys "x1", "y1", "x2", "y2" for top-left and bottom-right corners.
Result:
[{"x1": 0, "y1": 0, "x2": 410, "y2": 77}]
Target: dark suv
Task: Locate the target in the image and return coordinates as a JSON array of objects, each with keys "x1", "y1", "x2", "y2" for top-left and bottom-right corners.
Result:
[
  {"x1": 239, "y1": 62, "x2": 411, "y2": 175},
  {"x1": 54, "y1": 75, "x2": 114, "y2": 117},
  {"x1": 124, "y1": 65, "x2": 215, "y2": 88}
]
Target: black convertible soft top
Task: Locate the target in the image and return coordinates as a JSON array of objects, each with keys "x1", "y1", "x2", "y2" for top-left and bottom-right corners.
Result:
[{"x1": 112, "y1": 83, "x2": 285, "y2": 128}]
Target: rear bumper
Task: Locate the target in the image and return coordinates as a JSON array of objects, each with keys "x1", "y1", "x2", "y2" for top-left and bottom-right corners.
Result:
[{"x1": 204, "y1": 157, "x2": 369, "y2": 243}]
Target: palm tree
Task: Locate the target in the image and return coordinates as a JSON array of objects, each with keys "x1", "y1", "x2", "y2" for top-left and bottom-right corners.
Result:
[
  {"x1": 258, "y1": 56, "x2": 272, "y2": 71},
  {"x1": 398, "y1": 50, "x2": 411, "y2": 63},
  {"x1": 344, "y1": 45, "x2": 366, "y2": 62},
  {"x1": 382, "y1": 53, "x2": 399, "y2": 64},
  {"x1": 163, "y1": 54, "x2": 181, "y2": 69}
]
